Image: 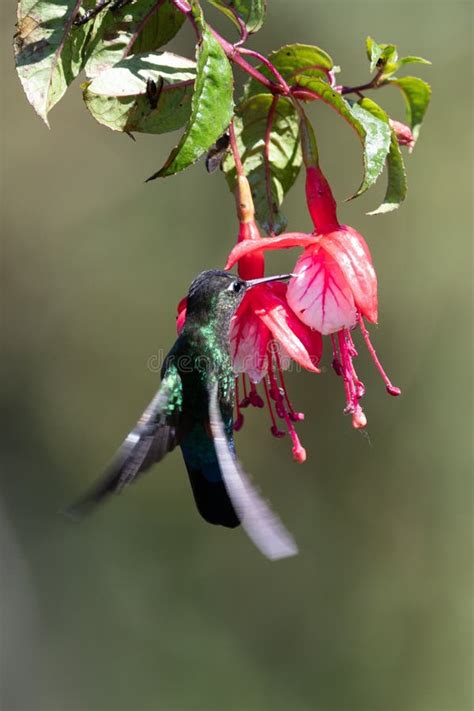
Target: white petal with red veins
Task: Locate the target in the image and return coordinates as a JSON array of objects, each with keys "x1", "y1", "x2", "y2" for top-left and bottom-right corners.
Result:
[
  {"x1": 287, "y1": 246, "x2": 357, "y2": 335},
  {"x1": 230, "y1": 312, "x2": 269, "y2": 382}
]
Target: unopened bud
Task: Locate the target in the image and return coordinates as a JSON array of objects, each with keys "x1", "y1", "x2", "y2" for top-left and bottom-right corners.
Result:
[{"x1": 389, "y1": 119, "x2": 415, "y2": 151}]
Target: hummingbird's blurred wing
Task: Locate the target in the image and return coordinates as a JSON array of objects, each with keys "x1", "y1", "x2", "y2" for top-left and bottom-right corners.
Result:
[
  {"x1": 208, "y1": 382, "x2": 298, "y2": 561},
  {"x1": 65, "y1": 366, "x2": 182, "y2": 519}
]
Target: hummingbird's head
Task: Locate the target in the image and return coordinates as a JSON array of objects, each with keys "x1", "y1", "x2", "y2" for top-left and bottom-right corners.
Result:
[{"x1": 184, "y1": 269, "x2": 292, "y2": 330}]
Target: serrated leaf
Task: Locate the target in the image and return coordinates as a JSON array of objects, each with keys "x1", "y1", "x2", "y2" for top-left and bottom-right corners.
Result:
[
  {"x1": 357, "y1": 98, "x2": 407, "y2": 215},
  {"x1": 222, "y1": 94, "x2": 302, "y2": 235},
  {"x1": 14, "y1": 0, "x2": 88, "y2": 124},
  {"x1": 245, "y1": 43, "x2": 333, "y2": 99},
  {"x1": 84, "y1": 0, "x2": 185, "y2": 79},
  {"x1": 83, "y1": 52, "x2": 195, "y2": 133},
  {"x1": 148, "y1": 24, "x2": 233, "y2": 179},
  {"x1": 390, "y1": 76, "x2": 431, "y2": 143},
  {"x1": 294, "y1": 77, "x2": 391, "y2": 198},
  {"x1": 206, "y1": 0, "x2": 266, "y2": 34}
]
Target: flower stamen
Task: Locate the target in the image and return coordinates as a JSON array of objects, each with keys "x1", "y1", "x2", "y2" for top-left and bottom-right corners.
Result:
[
  {"x1": 357, "y1": 315, "x2": 401, "y2": 396},
  {"x1": 337, "y1": 329, "x2": 367, "y2": 429},
  {"x1": 268, "y1": 343, "x2": 307, "y2": 462},
  {"x1": 240, "y1": 374, "x2": 250, "y2": 408},
  {"x1": 249, "y1": 380, "x2": 264, "y2": 408},
  {"x1": 263, "y1": 377, "x2": 285, "y2": 438},
  {"x1": 273, "y1": 346, "x2": 305, "y2": 422},
  {"x1": 233, "y1": 377, "x2": 244, "y2": 431}
]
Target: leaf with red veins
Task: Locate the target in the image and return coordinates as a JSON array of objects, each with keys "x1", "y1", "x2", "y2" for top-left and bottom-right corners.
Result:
[
  {"x1": 225, "y1": 232, "x2": 317, "y2": 270},
  {"x1": 287, "y1": 245, "x2": 357, "y2": 335},
  {"x1": 230, "y1": 295, "x2": 270, "y2": 382},
  {"x1": 321, "y1": 227, "x2": 378, "y2": 323},
  {"x1": 254, "y1": 285, "x2": 322, "y2": 372}
]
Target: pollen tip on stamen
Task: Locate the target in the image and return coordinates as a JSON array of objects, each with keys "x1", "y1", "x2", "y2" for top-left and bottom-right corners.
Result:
[
  {"x1": 293, "y1": 445, "x2": 307, "y2": 463},
  {"x1": 352, "y1": 408, "x2": 367, "y2": 429},
  {"x1": 290, "y1": 411, "x2": 305, "y2": 422},
  {"x1": 233, "y1": 414, "x2": 244, "y2": 431},
  {"x1": 239, "y1": 396, "x2": 250, "y2": 408},
  {"x1": 386, "y1": 385, "x2": 401, "y2": 397},
  {"x1": 271, "y1": 425, "x2": 285, "y2": 438},
  {"x1": 332, "y1": 358, "x2": 342, "y2": 376}
]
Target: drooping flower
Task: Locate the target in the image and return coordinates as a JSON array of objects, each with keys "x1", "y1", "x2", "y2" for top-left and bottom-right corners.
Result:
[
  {"x1": 176, "y1": 175, "x2": 322, "y2": 462},
  {"x1": 225, "y1": 159, "x2": 400, "y2": 429}
]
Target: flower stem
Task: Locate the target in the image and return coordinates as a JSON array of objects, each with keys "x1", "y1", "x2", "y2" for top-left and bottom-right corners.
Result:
[
  {"x1": 340, "y1": 70, "x2": 386, "y2": 95},
  {"x1": 238, "y1": 47, "x2": 290, "y2": 94},
  {"x1": 170, "y1": 0, "x2": 286, "y2": 94},
  {"x1": 211, "y1": 28, "x2": 284, "y2": 93},
  {"x1": 229, "y1": 120, "x2": 244, "y2": 177}
]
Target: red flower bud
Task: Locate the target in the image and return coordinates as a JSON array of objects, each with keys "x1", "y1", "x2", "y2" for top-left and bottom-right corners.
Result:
[{"x1": 389, "y1": 119, "x2": 415, "y2": 151}]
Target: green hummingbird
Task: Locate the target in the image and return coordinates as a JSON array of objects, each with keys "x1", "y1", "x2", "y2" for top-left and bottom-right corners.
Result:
[{"x1": 67, "y1": 270, "x2": 298, "y2": 560}]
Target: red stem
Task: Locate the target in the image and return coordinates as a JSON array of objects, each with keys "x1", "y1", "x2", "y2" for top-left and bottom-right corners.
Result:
[
  {"x1": 238, "y1": 47, "x2": 290, "y2": 94},
  {"x1": 224, "y1": 5, "x2": 249, "y2": 46},
  {"x1": 211, "y1": 29, "x2": 284, "y2": 94}
]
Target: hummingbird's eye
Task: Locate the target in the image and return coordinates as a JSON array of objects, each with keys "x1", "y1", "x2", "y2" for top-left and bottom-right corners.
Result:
[{"x1": 228, "y1": 279, "x2": 244, "y2": 293}]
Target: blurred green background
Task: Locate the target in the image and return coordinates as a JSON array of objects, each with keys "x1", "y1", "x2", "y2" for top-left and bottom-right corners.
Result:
[{"x1": 1, "y1": 1, "x2": 472, "y2": 710}]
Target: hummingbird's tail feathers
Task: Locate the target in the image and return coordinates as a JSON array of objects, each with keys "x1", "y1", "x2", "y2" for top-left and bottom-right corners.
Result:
[
  {"x1": 208, "y1": 382, "x2": 299, "y2": 561},
  {"x1": 63, "y1": 372, "x2": 182, "y2": 519},
  {"x1": 184, "y1": 460, "x2": 240, "y2": 528}
]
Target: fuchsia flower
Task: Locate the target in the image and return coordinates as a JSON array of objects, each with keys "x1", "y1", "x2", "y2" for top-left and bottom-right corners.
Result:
[
  {"x1": 226, "y1": 163, "x2": 400, "y2": 429},
  {"x1": 176, "y1": 176, "x2": 322, "y2": 462}
]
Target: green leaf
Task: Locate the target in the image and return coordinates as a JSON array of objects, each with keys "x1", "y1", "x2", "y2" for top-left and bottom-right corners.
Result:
[
  {"x1": 294, "y1": 77, "x2": 391, "y2": 198},
  {"x1": 366, "y1": 36, "x2": 383, "y2": 74},
  {"x1": 84, "y1": 0, "x2": 185, "y2": 79},
  {"x1": 148, "y1": 24, "x2": 233, "y2": 179},
  {"x1": 222, "y1": 94, "x2": 302, "y2": 235},
  {"x1": 398, "y1": 55, "x2": 432, "y2": 68},
  {"x1": 245, "y1": 43, "x2": 333, "y2": 98},
  {"x1": 83, "y1": 52, "x2": 195, "y2": 133},
  {"x1": 365, "y1": 36, "x2": 400, "y2": 78},
  {"x1": 206, "y1": 0, "x2": 266, "y2": 34},
  {"x1": 390, "y1": 76, "x2": 431, "y2": 143},
  {"x1": 357, "y1": 98, "x2": 407, "y2": 215},
  {"x1": 14, "y1": 0, "x2": 88, "y2": 124}
]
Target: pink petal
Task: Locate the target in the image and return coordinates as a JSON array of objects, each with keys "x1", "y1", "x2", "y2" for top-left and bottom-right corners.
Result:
[
  {"x1": 225, "y1": 233, "x2": 318, "y2": 271},
  {"x1": 322, "y1": 227, "x2": 378, "y2": 323},
  {"x1": 230, "y1": 297, "x2": 270, "y2": 382},
  {"x1": 287, "y1": 245, "x2": 357, "y2": 335},
  {"x1": 255, "y1": 286, "x2": 322, "y2": 372},
  {"x1": 176, "y1": 297, "x2": 187, "y2": 334}
]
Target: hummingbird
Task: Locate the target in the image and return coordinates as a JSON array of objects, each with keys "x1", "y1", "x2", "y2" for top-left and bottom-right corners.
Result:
[{"x1": 66, "y1": 270, "x2": 298, "y2": 561}]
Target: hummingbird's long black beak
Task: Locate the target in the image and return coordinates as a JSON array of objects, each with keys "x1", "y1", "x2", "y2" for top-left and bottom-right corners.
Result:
[{"x1": 245, "y1": 274, "x2": 294, "y2": 288}]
